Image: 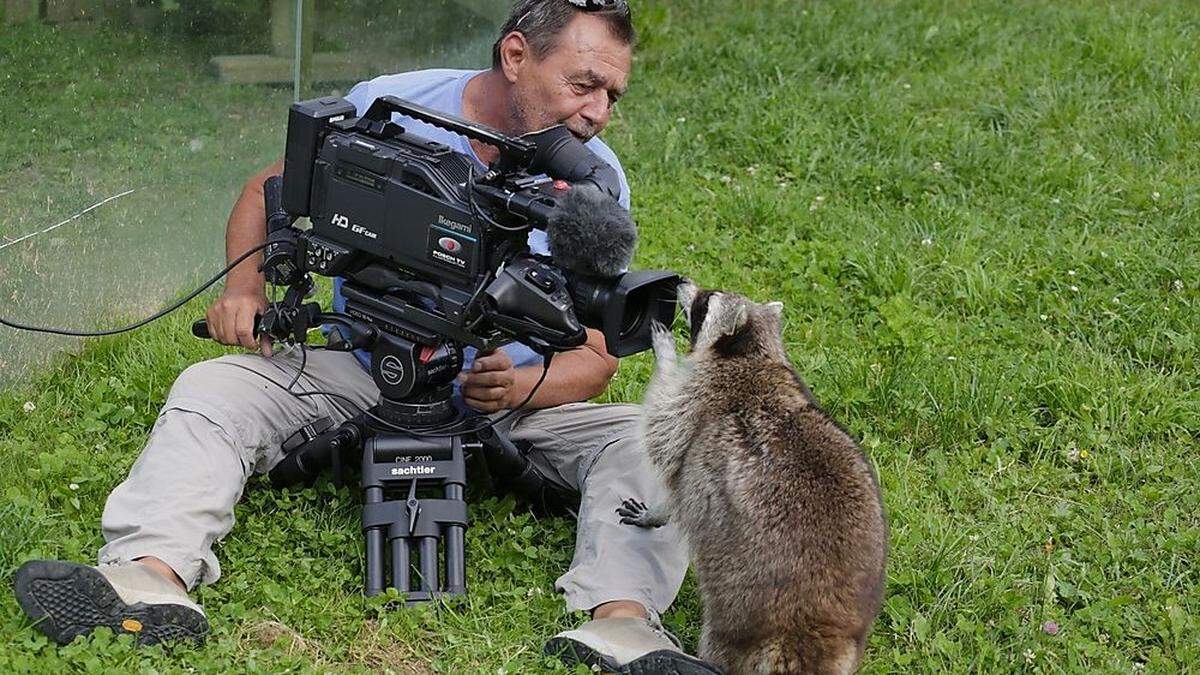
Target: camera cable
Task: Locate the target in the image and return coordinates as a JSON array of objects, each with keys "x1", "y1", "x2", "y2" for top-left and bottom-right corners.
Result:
[
  {"x1": 215, "y1": 344, "x2": 554, "y2": 440},
  {"x1": 0, "y1": 242, "x2": 270, "y2": 337}
]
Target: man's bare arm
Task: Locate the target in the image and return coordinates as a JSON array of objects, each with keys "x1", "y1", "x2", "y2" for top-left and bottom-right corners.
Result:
[
  {"x1": 204, "y1": 157, "x2": 284, "y2": 353},
  {"x1": 461, "y1": 329, "x2": 620, "y2": 412}
]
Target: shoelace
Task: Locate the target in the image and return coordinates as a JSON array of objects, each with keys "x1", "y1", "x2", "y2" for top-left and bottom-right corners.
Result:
[{"x1": 647, "y1": 616, "x2": 684, "y2": 650}]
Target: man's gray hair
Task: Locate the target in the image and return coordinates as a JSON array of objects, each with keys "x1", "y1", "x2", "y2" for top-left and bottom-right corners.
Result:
[{"x1": 491, "y1": 0, "x2": 634, "y2": 69}]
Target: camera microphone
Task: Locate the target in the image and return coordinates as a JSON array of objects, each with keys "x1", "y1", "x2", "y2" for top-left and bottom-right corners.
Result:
[{"x1": 545, "y1": 183, "x2": 637, "y2": 278}]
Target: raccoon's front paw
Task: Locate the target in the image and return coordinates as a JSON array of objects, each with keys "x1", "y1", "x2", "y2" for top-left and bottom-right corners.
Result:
[
  {"x1": 650, "y1": 321, "x2": 676, "y2": 363},
  {"x1": 617, "y1": 498, "x2": 669, "y2": 529}
]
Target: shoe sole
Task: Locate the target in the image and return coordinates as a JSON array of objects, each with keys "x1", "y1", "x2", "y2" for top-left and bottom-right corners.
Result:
[
  {"x1": 13, "y1": 560, "x2": 209, "y2": 646},
  {"x1": 544, "y1": 636, "x2": 725, "y2": 674}
]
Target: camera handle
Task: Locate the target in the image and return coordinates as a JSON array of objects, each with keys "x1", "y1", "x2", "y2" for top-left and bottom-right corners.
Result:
[{"x1": 360, "y1": 95, "x2": 536, "y2": 173}]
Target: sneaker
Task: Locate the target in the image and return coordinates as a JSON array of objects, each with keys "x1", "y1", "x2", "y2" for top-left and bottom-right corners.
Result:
[
  {"x1": 545, "y1": 616, "x2": 723, "y2": 674},
  {"x1": 13, "y1": 560, "x2": 209, "y2": 646}
]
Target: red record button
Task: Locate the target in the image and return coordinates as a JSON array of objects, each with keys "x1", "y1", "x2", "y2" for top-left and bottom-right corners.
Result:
[{"x1": 438, "y1": 237, "x2": 461, "y2": 253}]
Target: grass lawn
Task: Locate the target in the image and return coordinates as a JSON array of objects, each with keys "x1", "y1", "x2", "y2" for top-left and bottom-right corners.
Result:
[{"x1": 2, "y1": 0, "x2": 1198, "y2": 672}]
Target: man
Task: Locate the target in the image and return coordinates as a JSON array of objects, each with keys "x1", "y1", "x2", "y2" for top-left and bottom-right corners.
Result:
[{"x1": 14, "y1": 1, "x2": 718, "y2": 673}]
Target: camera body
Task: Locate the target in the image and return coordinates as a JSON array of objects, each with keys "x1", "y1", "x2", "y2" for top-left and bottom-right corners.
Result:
[{"x1": 270, "y1": 95, "x2": 677, "y2": 372}]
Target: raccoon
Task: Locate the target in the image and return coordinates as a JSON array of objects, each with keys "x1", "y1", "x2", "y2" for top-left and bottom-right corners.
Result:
[{"x1": 621, "y1": 282, "x2": 887, "y2": 675}]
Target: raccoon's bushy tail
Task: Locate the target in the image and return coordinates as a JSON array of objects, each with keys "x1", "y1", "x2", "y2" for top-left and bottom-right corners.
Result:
[{"x1": 742, "y1": 635, "x2": 861, "y2": 675}]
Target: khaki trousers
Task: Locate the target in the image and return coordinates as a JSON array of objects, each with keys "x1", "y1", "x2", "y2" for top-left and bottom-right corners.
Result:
[{"x1": 98, "y1": 348, "x2": 687, "y2": 616}]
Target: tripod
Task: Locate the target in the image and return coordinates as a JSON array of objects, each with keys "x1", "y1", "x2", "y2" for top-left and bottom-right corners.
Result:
[
  {"x1": 194, "y1": 263, "x2": 579, "y2": 600},
  {"x1": 264, "y1": 322, "x2": 475, "y2": 600},
  {"x1": 360, "y1": 391, "x2": 470, "y2": 601},
  {"x1": 264, "y1": 325, "x2": 575, "y2": 601}
]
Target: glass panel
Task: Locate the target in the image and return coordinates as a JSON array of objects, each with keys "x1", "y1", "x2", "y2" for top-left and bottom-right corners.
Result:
[{"x1": 0, "y1": 0, "x2": 505, "y2": 385}]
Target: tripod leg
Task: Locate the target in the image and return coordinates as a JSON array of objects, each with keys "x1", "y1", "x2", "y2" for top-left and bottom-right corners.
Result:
[
  {"x1": 444, "y1": 483, "x2": 466, "y2": 594},
  {"x1": 364, "y1": 486, "x2": 386, "y2": 596},
  {"x1": 418, "y1": 537, "x2": 439, "y2": 593},
  {"x1": 391, "y1": 537, "x2": 411, "y2": 595}
]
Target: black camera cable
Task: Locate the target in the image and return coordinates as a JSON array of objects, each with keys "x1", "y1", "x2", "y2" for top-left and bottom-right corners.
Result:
[
  {"x1": 0, "y1": 242, "x2": 271, "y2": 337},
  {"x1": 1, "y1": 230, "x2": 555, "y2": 438},
  {"x1": 216, "y1": 344, "x2": 554, "y2": 440},
  {"x1": 466, "y1": 164, "x2": 526, "y2": 233}
]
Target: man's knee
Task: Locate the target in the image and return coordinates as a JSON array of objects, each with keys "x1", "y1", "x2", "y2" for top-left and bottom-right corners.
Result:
[
  {"x1": 160, "y1": 355, "x2": 313, "y2": 464},
  {"x1": 580, "y1": 416, "x2": 657, "y2": 494}
]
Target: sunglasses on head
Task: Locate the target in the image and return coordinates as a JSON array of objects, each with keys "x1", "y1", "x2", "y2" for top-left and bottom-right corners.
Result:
[
  {"x1": 515, "y1": 0, "x2": 629, "y2": 30},
  {"x1": 565, "y1": 0, "x2": 628, "y2": 11}
]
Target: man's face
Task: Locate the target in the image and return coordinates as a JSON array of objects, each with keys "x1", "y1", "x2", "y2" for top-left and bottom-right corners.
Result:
[{"x1": 506, "y1": 13, "x2": 632, "y2": 141}]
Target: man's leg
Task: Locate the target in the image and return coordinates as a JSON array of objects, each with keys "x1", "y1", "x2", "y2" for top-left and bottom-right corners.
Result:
[
  {"x1": 13, "y1": 348, "x2": 378, "y2": 645},
  {"x1": 503, "y1": 402, "x2": 719, "y2": 673}
]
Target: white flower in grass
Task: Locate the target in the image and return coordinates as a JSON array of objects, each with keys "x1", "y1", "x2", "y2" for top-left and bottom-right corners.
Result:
[
  {"x1": 746, "y1": 165, "x2": 758, "y2": 176},
  {"x1": 1050, "y1": 197, "x2": 1061, "y2": 204},
  {"x1": 932, "y1": 161, "x2": 943, "y2": 172},
  {"x1": 946, "y1": 356, "x2": 957, "y2": 361},
  {"x1": 1069, "y1": 285, "x2": 1079, "y2": 292},
  {"x1": 921, "y1": 236, "x2": 933, "y2": 246},
  {"x1": 1023, "y1": 649, "x2": 1036, "y2": 664},
  {"x1": 1067, "y1": 269, "x2": 1076, "y2": 276},
  {"x1": 69, "y1": 483, "x2": 79, "y2": 491},
  {"x1": 1040, "y1": 314, "x2": 1049, "y2": 321},
  {"x1": 902, "y1": 82, "x2": 912, "y2": 89},
  {"x1": 1112, "y1": 296, "x2": 1121, "y2": 305},
  {"x1": 1152, "y1": 191, "x2": 1160, "y2": 201},
  {"x1": 809, "y1": 195, "x2": 826, "y2": 212},
  {"x1": 676, "y1": 117, "x2": 686, "y2": 123},
  {"x1": 22, "y1": 401, "x2": 35, "y2": 413},
  {"x1": 1172, "y1": 279, "x2": 1184, "y2": 292}
]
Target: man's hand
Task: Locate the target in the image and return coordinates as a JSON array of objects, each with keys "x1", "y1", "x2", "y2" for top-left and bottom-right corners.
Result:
[
  {"x1": 458, "y1": 350, "x2": 517, "y2": 413},
  {"x1": 205, "y1": 288, "x2": 272, "y2": 356}
]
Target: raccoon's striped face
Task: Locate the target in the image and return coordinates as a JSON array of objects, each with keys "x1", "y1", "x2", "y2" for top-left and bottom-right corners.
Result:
[{"x1": 678, "y1": 281, "x2": 785, "y2": 357}]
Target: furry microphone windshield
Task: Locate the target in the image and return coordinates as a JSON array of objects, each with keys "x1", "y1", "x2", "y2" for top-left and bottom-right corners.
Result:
[{"x1": 545, "y1": 184, "x2": 637, "y2": 278}]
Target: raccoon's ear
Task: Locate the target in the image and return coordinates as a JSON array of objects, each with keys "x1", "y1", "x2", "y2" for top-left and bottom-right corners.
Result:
[
  {"x1": 724, "y1": 304, "x2": 749, "y2": 335},
  {"x1": 765, "y1": 301, "x2": 784, "y2": 318}
]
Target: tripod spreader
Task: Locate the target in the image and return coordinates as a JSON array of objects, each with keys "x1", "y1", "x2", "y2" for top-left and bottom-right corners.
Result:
[{"x1": 361, "y1": 431, "x2": 468, "y2": 600}]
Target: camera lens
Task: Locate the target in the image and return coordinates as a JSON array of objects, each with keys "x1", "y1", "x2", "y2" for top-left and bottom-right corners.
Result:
[
  {"x1": 620, "y1": 287, "x2": 648, "y2": 339},
  {"x1": 564, "y1": 271, "x2": 679, "y2": 358}
]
